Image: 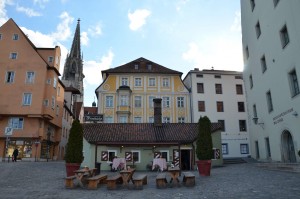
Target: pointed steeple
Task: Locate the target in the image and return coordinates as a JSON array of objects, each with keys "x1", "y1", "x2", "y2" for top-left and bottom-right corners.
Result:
[{"x1": 62, "y1": 18, "x2": 84, "y2": 103}]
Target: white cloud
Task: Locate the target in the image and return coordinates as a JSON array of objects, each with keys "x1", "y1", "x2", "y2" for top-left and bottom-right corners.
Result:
[
  {"x1": 51, "y1": 12, "x2": 74, "y2": 41},
  {"x1": 83, "y1": 49, "x2": 114, "y2": 86},
  {"x1": 0, "y1": 0, "x2": 13, "y2": 25},
  {"x1": 182, "y1": 39, "x2": 243, "y2": 71},
  {"x1": 81, "y1": 31, "x2": 89, "y2": 46},
  {"x1": 33, "y1": 0, "x2": 49, "y2": 8},
  {"x1": 231, "y1": 11, "x2": 241, "y2": 32},
  {"x1": 128, "y1": 9, "x2": 151, "y2": 31},
  {"x1": 88, "y1": 23, "x2": 102, "y2": 36},
  {"x1": 16, "y1": 5, "x2": 42, "y2": 17}
]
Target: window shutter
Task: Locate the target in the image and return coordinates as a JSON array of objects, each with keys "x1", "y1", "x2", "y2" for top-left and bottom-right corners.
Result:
[
  {"x1": 125, "y1": 152, "x2": 132, "y2": 161},
  {"x1": 101, "y1": 151, "x2": 108, "y2": 161},
  {"x1": 154, "y1": 152, "x2": 161, "y2": 158}
]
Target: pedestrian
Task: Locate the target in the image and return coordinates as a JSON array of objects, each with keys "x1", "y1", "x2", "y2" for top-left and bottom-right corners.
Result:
[{"x1": 13, "y1": 148, "x2": 18, "y2": 162}]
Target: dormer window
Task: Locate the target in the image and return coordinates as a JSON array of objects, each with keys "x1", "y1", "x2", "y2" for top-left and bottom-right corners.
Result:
[
  {"x1": 134, "y1": 64, "x2": 139, "y2": 70},
  {"x1": 12, "y1": 34, "x2": 19, "y2": 40},
  {"x1": 147, "y1": 64, "x2": 152, "y2": 70}
]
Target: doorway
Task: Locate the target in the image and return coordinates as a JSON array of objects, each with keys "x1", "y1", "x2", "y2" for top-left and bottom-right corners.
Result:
[
  {"x1": 281, "y1": 130, "x2": 296, "y2": 163},
  {"x1": 180, "y1": 149, "x2": 191, "y2": 170}
]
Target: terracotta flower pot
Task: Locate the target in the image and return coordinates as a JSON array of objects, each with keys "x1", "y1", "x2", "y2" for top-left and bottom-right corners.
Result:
[
  {"x1": 196, "y1": 160, "x2": 212, "y2": 176},
  {"x1": 65, "y1": 163, "x2": 81, "y2": 177}
]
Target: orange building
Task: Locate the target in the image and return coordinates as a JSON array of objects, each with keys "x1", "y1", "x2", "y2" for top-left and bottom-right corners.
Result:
[{"x1": 0, "y1": 19, "x2": 64, "y2": 161}]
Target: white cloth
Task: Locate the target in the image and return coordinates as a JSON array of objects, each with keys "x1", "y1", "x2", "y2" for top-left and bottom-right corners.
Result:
[
  {"x1": 152, "y1": 158, "x2": 167, "y2": 171},
  {"x1": 112, "y1": 158, "x2": 126, "y2": 170}
]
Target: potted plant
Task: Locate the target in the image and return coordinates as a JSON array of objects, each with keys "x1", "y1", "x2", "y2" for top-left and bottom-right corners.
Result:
[
  {"x1": 64, "y1": 119, "x2": 84, "y2": 176},
  {"x1": 196, "y1": 116, "x2": 213, "y2": 176}
]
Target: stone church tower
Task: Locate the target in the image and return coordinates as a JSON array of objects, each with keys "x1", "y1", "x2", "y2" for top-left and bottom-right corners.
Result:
[{"x1": 62, "y1": 19, "x2": 84, "y2": 102}]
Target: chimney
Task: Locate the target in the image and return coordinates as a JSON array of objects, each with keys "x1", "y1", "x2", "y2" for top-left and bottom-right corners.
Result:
[{"x1": 153, "y1": 98, "x2": 162, "y2": 126}]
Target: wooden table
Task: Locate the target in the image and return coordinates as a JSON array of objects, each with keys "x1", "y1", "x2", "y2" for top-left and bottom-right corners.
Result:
[
  {"x1": 74, "y1": 167, "x2": 97, "y2": 187},
  {"x1": 119, "y1": 168, "x2": 136, "y2": 187},
  {"x1": 168, "y1": 166, "x2": 180, "y2": 187}
]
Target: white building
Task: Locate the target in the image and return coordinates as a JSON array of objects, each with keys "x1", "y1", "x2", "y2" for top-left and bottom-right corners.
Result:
[
  {"x1": 241, "y1": 0, "x2": 300, "y2": 162},
  {"x1": 183, "y1": 69, "x2": 250, "y2": 158}
]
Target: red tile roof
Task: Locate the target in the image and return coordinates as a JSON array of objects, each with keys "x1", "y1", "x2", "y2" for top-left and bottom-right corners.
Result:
[{"x1": 83, "y1": 123, "x2": 221, "y2": 146}]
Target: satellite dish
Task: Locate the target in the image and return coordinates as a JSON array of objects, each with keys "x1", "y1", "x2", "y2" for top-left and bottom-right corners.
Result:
[{"x1": 4, "y1": 127, "x2": 13, "y2": 136}]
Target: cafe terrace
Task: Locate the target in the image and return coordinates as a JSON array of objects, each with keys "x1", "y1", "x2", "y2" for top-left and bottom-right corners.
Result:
[{"x1": 81, "y1": 122, "x2": 223, "y2": 171}]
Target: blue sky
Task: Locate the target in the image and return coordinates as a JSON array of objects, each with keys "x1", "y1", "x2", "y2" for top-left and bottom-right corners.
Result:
[{"x1": 1, "y1": 0, "x2": 243, "y2": 106}]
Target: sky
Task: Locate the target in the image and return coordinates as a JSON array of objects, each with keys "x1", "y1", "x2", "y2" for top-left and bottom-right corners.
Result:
[{"x1": 0, "y1": 0, "x2": 243, "y2": 107}]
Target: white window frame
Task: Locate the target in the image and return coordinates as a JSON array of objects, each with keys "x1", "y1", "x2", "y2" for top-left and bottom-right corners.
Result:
[
  {"x1": 53, "y1": 77, "x2": 57, "y2": 88},
  {"x1": 149, "y1": 117, "x2": 154, "y2": 123},
  {"x1": 26, "y1": 71, "x2": 35, "y2": 84},
  {"x1": 6, "y1": 71, "x2": 15, "y2": 83},
  {"x1": 119, "y1": 116, "x2": 127, "y2": 123},
  {"x1": 43, "y1": 99, "x2": 49, "y2": 107},
  {"x1": 240, "y1": 144, "x2": 249, "y2": 154},
  {"x1": 160, "y1": 150, "x2": 169, "y2": 161},
  {"x1": 10, "y1": 52, "x2": 17, "y2": 59},
  {"x1": 120, "y1": 95, "x2": 128, "y2": 106},
  {"x1": 132, "y1": 150, "x2": 141, "y2": 163},
  {"x1": 163, "y1": 117, "x2": 170, "y2": 123},
  {"x1": 162, "y1": 96, "x2": 170, "y2": 108},
  {"x1": 107, "y1": 150, "x2": 117, "y2": 162},
  {"x1": 134, "y1": 77, "x2": 142, "y2": 87},
  {"x1": 51, "y1": 96, "x2": 55, "y2": 109},
  {"x1": 105, "y1": 116, "x2": 113, "y2": 123},
  {"x1": 121, "y1": 77, "x2": 128, "y2": 86},
  {"x1": 178, "y1": 117, "x2": 185, "y2": 123},
  {"x1": 134, "y1": 96, "x2": 142, "y2": 108},
  {"x1": 106, "y1": 96, "x2": 113, "y2": 107},
  {"x1": 177, "y1": 97, "x2": 184, "y2": 108},
  {"x1": 12, "y1": 34, "x2": 19, "y2": 40},
  {"x1": 8, "y1": 117, "x2": 24, "y2": 129},
  {"x1": 149, "y1": 96, "x2": 155, "y2": 108},
  {"x1": 23, "y1": 93, "x2": 32, "y2": 106},
  {"x1": 222, "y1": 143, "x2": 228, "y2": 155},
  {"x1": 134, "y1": 117, "x2": 142, "y2": 123},
  {"x1": 148, "y1": 77, "x2": 156, "y2": 87},
  {"x1": 162, "y1": 78, "x2": 169, "y2": 87}
]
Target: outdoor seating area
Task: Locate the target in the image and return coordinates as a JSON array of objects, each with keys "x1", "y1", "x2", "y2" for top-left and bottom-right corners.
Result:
[{"x1": 64, "y1": 166, "x2": 195, "y2": 190}]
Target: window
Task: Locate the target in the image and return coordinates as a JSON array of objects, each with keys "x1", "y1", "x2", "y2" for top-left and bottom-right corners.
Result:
[
  {"x1": 217, "y1": 101, "x2": 224, "y2": 112},
  {"x1": 12, "y1": 34, "x2": 19, "y2": 40},
  {"x1": 105, "y1": 116, "x2": 113, "y2": 123},
  {"x1": 197, "y1": 83, "x2": 204, "y2": 93},
  {"x1": 43, "y1": 99, "x2": 49, "y2": 107},
  {"x1": 120, "y1": 95, "x2": 128, "y2": 106},
  {"x1": 6, "y1": 71, "x2": 15, "y2": 83},
  {"x1": 160, "y1": 150, "x2": 169, "y2": 161},
  {"x1": 265, "y1": 137, "x2": 271, "y2": 158},
  {"x1": 149, "y1": 117, "x2": 154, "y2": 123},
  {"x1": 255, "y1": 21, "x2": 261, "y2": 38},
  {"x1": 198, "y1": 101, "x2": 205, "y2": 112},
  {"x1": 240, "y1": 144, "x2": 249, "y2": 154},
  {"x1": 162, "y1": 97, "x2": 170, "y2": 108},
  {"x1": 57, "y1": 86, "x2": 60, "y2": 96},
  {"x1": 214, "y1": 75, "x2": 221, "y2": 79},
  {"x1": 119, "y1": 116, "x2": 127, "y2": 123},
  {"x1": 106, "y1": 96, "x2": 113, "y2": 107},
  {"x1": 178, "y1": 117, "x2": 185, "y2": 123},
  {"x1": 132, "y1": 151, "x2": 140, "y2": 163},
  {"x1": 260, "y1": 55, "x2": 267, "y2": 73},
  {"x1": 266, "y1": 90, "x2": 273, "y2": 112},
  {"x1": 8, "y1": 117, "x2": 24, "y2": 129},
  {"x1": 289, "y1": 69, "x2": 300, "y2": 97},
  {"x1": 10, "y1": 52, "x2": 17, "y2": 59},
  {"x1": 149, "y1": 78, "x2": 155, "y2": 86},
  {"x1": 108, "y1": 150, "x2": 117, "y2": 162},
  {"x1": 239, "y1": 120, "x2": 247, "y2": 131},
  {"x1": 253, "y1": 104, "x2": 258, "y2": 124},
  {"x1": 149, "y1": 96, "x2": 155, "y2": 108},
  {"x1": 134, "y1": 117, "x2": 142, "y2": 123},
  {"x1": 46, "y1": 78, "x2": 51, "y2": 84},
  {"x1": 26, "y1": 72, "x2": 35, "y2": 83},
  {"x1": 48, "y1": 56, "x2": 54, "y2": 63},
  {"x1": 218, "y1": 120, "x2": 225, "y2": 131},
  {"x1": 134, "y1": 78, "x2": 142, "y2": 87},
  {"x1": 238, "y1": 102, "x2": 245, "y2": 112},
  {"x1": 273, "y1": 0, "x2": 279, "y2": 7},
  {"x1": 250, "y1": 0, "x2": 255, "y2": 11},
  {"x1": 0, "y1": 34, "x2": 2, "y2": 40},
  {"x1": 53, "y1": 77, "x2": 57, "y2": 88},
  {"x1": 162, "y1": 78, "x2": 169, "y2": 87},
  {"x1": 245, "y1": 46, "x2": 249, "y2": 59},
  {"x1": 222, "y1": 143, "x2": 228, "y2": 155},
  {"x1": 196, "y1": 74, "x2": 203, "y2": 78},
  {"x1": 249, "y1": 75, "x2": 253, "y2": 89},
  {"x1": 215, "y1": 84, "x2": 222, "y2": 94},
  {"x1": 134, "y1": 64, "x2": 139, "y2": 70},
  {"x1": 236, "y1": 84, "x2": 243, "y2": 94},
  {"x1": 23, "y1": 93, "x2": 32, "y2": 105},
  {"x1": 163, "y1": 117, "x2": 170, "y2": 123},
  {"x1": 134, "y1": 96, "x2": 142, "y2": 108},
  {"x1": 56, "y1": 105, "x2": 59, "y2": 116},
  {"x1": 121, "y1": 77, "x2": 128, "y2": 86},
  {"x1": 280, "y1": 25, "x2": 289, "y2": 48},
  {"x1": 177, "y1": 97, "x2": 184, "y2": 107},
  {"x1": 51, "y1": 96, "x2": 55, "y2": 109},
  {"x1": 235, "y1": 76, "x2": 243, "y2": 80},
  {"x1": 147, "y1": 64, "x2": 152, "y2": 70}
]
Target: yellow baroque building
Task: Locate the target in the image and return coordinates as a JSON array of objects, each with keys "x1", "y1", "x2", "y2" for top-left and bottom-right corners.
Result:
[{"x1": 95, "y1": 57, "x2": 191, "y2": 123}]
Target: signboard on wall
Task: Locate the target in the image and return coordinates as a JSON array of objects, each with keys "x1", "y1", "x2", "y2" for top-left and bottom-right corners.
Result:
[{"x1": 85, "y1": 114, "x2": 103, "y2": 122}]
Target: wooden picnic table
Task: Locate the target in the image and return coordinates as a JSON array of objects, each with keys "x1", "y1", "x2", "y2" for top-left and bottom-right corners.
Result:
[
  {"x1": 167, "y1": 166, "x2": 180, "y2": 187},
  {"x1": 119, "y1": 168, "x2": 136, "y2": 187},
  {"x1": 74, "y1": 167, "x2": 97, "y2": 187}
]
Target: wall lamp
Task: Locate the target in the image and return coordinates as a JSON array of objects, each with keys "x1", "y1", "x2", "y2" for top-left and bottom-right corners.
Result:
[
  {"x1": 120, "y1": 145, "x2": 124, "y2": 153},
  {"x1": 152, "y1": 145, "x2": 156, "y2": 153},
  {"x1": 252, "y1": 117, "x2": 264, "y2": 129}
]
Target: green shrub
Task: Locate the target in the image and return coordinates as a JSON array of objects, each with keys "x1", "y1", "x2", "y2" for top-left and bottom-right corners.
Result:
[
  {"x1": 64, "y1": 119, "x2": 83, "y2": 163},
  {"x1": 196, "y1": 116, "x2": 213, "y2": 160}
]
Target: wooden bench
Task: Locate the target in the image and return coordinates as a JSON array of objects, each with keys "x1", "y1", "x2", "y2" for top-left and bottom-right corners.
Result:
[
  {"x1": 65, "y1": 175, "x2": 76, "y2": 189},
  {"x1": 156, "y1": 173, "x2": 167, "y2": 189},
  {"x1": 106, "y1": 174, "x2": 123, "y2": 190},
  {"x1": 87, "y1": 174, "x2": 107, "y2": 189},
  {"x1": 132, "y1": 174, "x2": 147, "y2": 190},
  {"x1": 182, "y1": 172, "x2": 195, "y2": 187}
]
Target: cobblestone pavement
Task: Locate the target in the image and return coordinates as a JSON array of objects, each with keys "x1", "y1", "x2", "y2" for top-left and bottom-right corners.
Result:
[{"x1": 0, "y1": 161, "x2": 299, "y2": 199}]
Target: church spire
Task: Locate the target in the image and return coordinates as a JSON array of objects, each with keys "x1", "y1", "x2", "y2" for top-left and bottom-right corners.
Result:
[{"x1": 69, "y1": 19, "x2": 81, "y2": 59}]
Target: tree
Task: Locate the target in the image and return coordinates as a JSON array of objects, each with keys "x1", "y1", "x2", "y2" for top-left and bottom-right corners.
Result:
[
  {"x1": 64, "y1": 119, "x2": 83, "y2": 163},
  {"x1": 196, "y1": 116, "x2": 213, "y2": 160}
]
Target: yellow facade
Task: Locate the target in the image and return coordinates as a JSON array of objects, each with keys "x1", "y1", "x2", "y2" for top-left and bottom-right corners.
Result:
[{"x1": 96, "y1": 58, "x2": 190, "y2": 123}]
